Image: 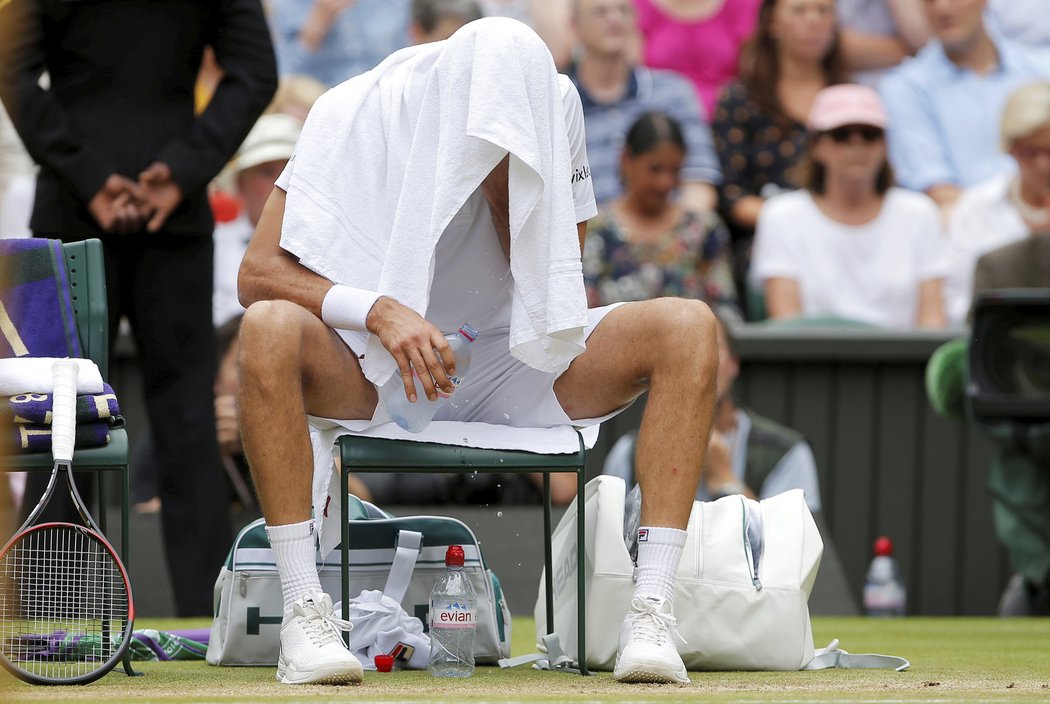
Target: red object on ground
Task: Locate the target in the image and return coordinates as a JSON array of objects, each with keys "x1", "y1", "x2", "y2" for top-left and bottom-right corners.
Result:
[{"x1": 374, "y1": 654, "x2": 394, "y2": 672}]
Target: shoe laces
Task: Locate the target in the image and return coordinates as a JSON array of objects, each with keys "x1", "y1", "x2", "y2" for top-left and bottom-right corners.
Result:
[
  {"x1": 299, "y1": 597, "x2": 353, "y2": 648},
  {"x1": 628, "y1": 596, "x2": 686, "y2": 646}
]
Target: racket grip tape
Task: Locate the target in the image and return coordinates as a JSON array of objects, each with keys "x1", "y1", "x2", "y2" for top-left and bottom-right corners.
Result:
[{"x1": 51, "y1": 359, "x2": 78, "y2": 463}]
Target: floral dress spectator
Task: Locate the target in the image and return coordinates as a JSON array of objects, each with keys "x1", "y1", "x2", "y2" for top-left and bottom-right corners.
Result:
[{"x1": 583, "y1": 111, "x2": 740, "y2": 318}]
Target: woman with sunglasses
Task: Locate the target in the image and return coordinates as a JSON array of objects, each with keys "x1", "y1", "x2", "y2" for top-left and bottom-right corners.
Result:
[
  {"x1": 750, "y1": 84, "x2": 948, "y2": 329},
  {"x1": 711, "y1": 0, "x2": 845, "y2": 319}
]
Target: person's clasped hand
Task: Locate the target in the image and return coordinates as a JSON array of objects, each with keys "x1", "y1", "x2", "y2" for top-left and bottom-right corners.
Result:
[
  {"x1": 138, "y1": 161, "x2": 184, "y2": 233},
  {"x1": 88, "y1": 174, "x2": 151, "y2": 234}
]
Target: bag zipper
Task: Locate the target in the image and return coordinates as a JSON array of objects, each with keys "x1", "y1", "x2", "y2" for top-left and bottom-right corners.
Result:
[{"x1": 740, "y1": 497, "x2": 762, "y2": 591}]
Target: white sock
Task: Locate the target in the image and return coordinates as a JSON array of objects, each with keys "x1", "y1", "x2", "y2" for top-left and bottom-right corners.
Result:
[
  {"x1": 634, "y1": 526, "x2": 687, "y2": 603},
  {"x1": 266, "y1": 519, "x2": 323, "y2": 624}
]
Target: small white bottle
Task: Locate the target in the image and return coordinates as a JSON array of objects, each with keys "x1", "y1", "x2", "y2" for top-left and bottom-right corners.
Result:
[
  {"x1": 428, "y1": 545, "x2": 477, "y2": 677},
  {"x1": 863, "y1": 536, "x2": 906, "y2": 617},
  {"x1": 380, "y1": 323, "x2": 478, "y2": 433}
]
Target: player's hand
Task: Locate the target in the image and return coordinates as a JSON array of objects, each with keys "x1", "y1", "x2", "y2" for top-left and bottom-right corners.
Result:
[{"x1": 366, "y1": 296, "x2": 455, "y2": 403}]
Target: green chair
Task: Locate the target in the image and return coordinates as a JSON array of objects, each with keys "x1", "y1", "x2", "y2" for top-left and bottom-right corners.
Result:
[
  {"x1": 4, "y1": 239, "x2": 130, "y2": 547},
  {"x1": 337, "y1": 432, "x2": 590, "y2": 674}
]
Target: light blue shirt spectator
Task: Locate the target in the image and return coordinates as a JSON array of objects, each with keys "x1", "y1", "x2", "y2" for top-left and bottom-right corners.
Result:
[
  {"x1": 879, "y1": 35, "x2": 1050, "y2": 192},
  {"x1": 268, "y1": 0, "x2": 411, "y2": 87},
  {"x1": 567, "y1": 64, "x2": 722, "y2": 206},
  {"x1": 988, "y1": 0, "x2": 1050, "y2": 50}
]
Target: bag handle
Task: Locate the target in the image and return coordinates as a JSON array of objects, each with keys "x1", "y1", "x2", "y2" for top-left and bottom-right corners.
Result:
[
  {"x1": 384, "y1": 529, "x2": 422, "y2": 603},
  {"x1": 804, "y1": 639, "x2": 911, "y2": 671}
]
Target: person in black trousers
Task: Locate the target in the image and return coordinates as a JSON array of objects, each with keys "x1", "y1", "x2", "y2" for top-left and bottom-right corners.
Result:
[{"x1": 0, "y1": 0, "x2": 278, "y2": 616}]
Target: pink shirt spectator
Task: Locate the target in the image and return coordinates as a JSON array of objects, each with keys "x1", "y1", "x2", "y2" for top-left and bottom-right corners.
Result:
[{"x1": 635, "y1": 0, "x2": 762, "y2": 118}]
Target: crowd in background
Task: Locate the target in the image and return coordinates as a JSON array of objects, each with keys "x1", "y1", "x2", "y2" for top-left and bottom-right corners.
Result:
[{"x1": 1, "y1": 0, "x2": 1049, "y2": 615}]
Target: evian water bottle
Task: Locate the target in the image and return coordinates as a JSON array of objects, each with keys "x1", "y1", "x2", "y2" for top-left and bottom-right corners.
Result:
[
  {"x1": 380, "y1": 324, "x2": 479, "y2": 433},
  {"x1": 428, "y1": 545, "x2": 477, "y2": 677}
]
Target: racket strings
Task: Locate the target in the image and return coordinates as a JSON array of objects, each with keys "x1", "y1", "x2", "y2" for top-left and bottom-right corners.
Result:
[{"x1": 0, "y1": 525, "x2": 130, "y2": 681}]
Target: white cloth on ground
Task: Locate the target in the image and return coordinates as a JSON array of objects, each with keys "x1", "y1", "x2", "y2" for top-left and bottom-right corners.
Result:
[
  {"x1": 0, "y1": 357, "x2": 103, "y2": 396},
  {"x1": 280, "y1": 17, "x2": 588, "y2": 388},
  {"x1": 334, "y1": 590, "x2": 430, "y2": 670}
]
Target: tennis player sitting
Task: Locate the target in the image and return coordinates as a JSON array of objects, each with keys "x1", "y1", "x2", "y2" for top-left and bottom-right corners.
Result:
[{"x1": 236, "y1": 18, "x2": 718, "y2": 686}]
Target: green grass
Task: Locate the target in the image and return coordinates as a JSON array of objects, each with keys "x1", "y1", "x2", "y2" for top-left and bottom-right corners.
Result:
[{"x1": 3, "y1": 617, "x2": 1049, "y2": 703}]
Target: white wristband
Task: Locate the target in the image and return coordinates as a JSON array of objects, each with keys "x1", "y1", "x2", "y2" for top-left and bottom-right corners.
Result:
[{"x1": 321, "y1": 285, "x2": 381, "y2": 331}]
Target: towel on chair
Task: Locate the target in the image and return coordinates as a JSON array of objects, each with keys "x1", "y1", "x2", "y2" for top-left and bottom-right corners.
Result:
[
  {"x1": 2, "y1": 382, "x2": 121, "y2": 425},
  {"x1": 12, "y1": 421, "x2": 111, "y2": 452},
  {"x1": 0, "y1": 239, "x2": 82, "y2": 359},
  {"x1": 281, "y1": 17, "x2": 587, "y2": 388},
  {"x1": 0, "y1": 357, "x2": 104, "y2": 396}
]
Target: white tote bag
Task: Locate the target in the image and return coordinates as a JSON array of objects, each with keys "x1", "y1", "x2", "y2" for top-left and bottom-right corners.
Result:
[{"x1": 535, "y1": 476, "x2": 823, "y2": 671}]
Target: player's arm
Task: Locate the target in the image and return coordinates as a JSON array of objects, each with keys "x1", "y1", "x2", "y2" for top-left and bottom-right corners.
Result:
[
  {"x1": 238, "y1": 186, "x2": 455, "y2": 400},
  {"x1": 238, "y1": 186, "x2": 332, "y2": 317}
]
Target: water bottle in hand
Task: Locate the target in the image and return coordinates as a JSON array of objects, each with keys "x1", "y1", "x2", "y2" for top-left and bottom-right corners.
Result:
[
  {"x1": 380, "y1": 323, "x2": 478, "y2": 433},
  {"x1": 863, "y1": 536, "x2": 906, "y2": 617},
  {"x1": 428, "y1": 545, "x2": 476, "y2": 678}
]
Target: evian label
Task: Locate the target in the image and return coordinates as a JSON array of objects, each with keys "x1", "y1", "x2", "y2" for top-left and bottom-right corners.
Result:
[{"x1": 431, "y1": 602, "x2": 476, "y2": 629}]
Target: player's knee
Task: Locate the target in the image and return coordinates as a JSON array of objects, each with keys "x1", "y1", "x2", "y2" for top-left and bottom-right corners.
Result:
[
  {"x1": 650, "y1": 297, "x2": 718, "y2": 367},
  {"x1": 239, "y1": 300, "x2": 308, "y2": 371}
]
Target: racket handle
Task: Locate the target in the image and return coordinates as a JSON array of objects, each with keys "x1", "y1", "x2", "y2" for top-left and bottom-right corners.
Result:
[{"x1": 51, "y1": 359, "x2": 78, "y2": 463}]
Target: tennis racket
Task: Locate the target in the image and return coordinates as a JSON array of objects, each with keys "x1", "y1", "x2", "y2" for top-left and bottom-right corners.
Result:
[{"x1": 0, "y1": 359, "x2": 134, "y2": 685}]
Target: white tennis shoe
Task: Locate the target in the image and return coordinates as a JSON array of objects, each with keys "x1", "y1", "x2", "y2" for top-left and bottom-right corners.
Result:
[
  {"x1": 613, "y1": 596, "x2": 690, "y2": 684},
  {"x1": 276, "y1": 592, "x2": 363, "y2": 685}
]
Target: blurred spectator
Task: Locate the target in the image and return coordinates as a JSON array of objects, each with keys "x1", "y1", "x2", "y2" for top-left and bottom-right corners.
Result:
[
  {"x1": 712, "y1": 0, "x2": 844, "y2": 316},
  {"x1": 479, "y1": 0, "x2": 576, "y2": 69},
  {"x1": 603, "y1": 310, "x2": 822, "y2": 511},
  {"x1": 879, "y1": 0, "x2": 1050, "y2": 213},
  {"x1": 837, "y1": 0, "x2": 928, "y2": 86},
  {"x1": 568, "y1": 0, "x2": 721, "y2": 212},
  {"x1": 0, "y1": 0, "x2": 277, "y2": 616},
  {"x1": 987, "y1": 0, "x2": 1050, "y2": 51},
  {"x1": 0, "y1": 102, "x2": 34, "y2": 236},
  {"x1": 265, "y1": 74, "x2": 328, "y2": 121},
  {"x1": 750, "y1": 84, "x2": 948, "y2": 328},
  {"x1": 215, "y1": 114, "x2": 303, "y2": 328},
  {"x1": 0, "y1": 173, "x2": 32, "y2": 239},
  {"x1": 634, "y1": 0, "x2": 763, "y2": 118},
  {"x1": 267, "y1": 0, "x2": 411, "y2": 87},
  {"x1": 944, "y1": 81, "x2": 1050, "y2": 324},
  {"x1": 410, "y1": 0, "x2": 483, "y2": 44},
  {"x1": 582, "y1": 112, "x2": 740, "y2": 319}
]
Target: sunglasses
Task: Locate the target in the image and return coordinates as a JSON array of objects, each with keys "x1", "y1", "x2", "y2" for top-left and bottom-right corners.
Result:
[{"x1": 825, "y1": 125, "x2": 884, "y2": 143}]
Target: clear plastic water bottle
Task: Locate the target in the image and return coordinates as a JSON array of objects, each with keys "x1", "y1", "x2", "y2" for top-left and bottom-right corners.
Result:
[
  {"x1": 863, "y1": 536, "x2": 906, "y2": 617},
  {"x1": 380, "y1": 323, "x2": 479, "y2": 433},
  {"x1": 428, "y1": 545, "x2": 476, "y2": 678}
]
